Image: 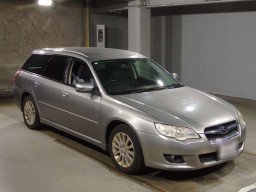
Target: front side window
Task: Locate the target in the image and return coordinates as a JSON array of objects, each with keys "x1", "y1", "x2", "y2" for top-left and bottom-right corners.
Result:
[
  {"x1": 22, "y1": 54, "x2": 52, "y2": 75},
  {"x1": 42, "y1": 55, "x2": 68, "y2": 82},
  {"x1": 92, "y1": 58, "x2": 182, "y2": 95},
  {"x1": 67, "y1": 59, "x2": 94, "y2": 87}
]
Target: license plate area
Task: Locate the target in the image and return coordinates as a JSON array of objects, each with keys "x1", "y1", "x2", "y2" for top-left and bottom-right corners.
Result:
[{"x1": 216, "y1": 139, "x2": 238, "y2": 161}]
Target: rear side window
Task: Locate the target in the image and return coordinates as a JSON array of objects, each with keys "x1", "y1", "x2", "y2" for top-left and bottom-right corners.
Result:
[
  {"x1": 42, "y1": 55, "x2": 68, "y2": 82},
  {"x1": 22, "y1": 54, "x2": 52, "y2": 75}
]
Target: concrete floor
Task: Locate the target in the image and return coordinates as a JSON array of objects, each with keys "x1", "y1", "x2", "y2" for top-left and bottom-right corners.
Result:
[{"x1": 0, "y1": 96, "x2": 256, "y2": 192}]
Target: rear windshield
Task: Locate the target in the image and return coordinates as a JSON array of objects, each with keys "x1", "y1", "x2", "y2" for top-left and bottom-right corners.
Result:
[{"x1": 22, "y1": 54, "x2": 52, "y2": 75}]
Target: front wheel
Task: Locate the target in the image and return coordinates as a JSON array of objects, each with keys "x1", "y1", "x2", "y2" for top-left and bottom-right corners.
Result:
[
  {"x1": 22, "y1": 96, "x2": 42, "y2": 130},
  {"x1": 109, "y1": 124, "x2": 145, "y2": 174}
]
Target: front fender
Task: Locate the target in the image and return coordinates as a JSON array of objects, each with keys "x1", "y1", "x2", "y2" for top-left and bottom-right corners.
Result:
[{"x1": 99, "y1": 96, "x2": 160, "y2": 146}]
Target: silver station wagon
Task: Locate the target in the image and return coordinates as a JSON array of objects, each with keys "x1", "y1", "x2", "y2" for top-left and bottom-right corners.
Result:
[{"x1": 14, "y1": 47, "x2": 246, "y2": 174}]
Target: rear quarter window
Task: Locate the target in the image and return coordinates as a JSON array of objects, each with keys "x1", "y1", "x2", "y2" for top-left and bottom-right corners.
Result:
[
  {"x1": 22, "y1": 54, "x2": 52, "y2": 75},
  {"x1": 42, "y1": 55, "x2": 68, "y2": 82}
]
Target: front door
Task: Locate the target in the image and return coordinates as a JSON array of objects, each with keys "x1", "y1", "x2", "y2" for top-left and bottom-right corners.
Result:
[{"x1": 59, "y1": 58, "x2": 102, "y2": 141}]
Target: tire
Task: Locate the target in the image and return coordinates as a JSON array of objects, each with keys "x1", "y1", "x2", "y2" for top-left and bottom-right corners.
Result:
[
  {"x1": 109, "y1": 124, "x2": 145, "y2": 174},
  {"x1": 22, "y1": 95, "x2": 41, "y2": 130}
]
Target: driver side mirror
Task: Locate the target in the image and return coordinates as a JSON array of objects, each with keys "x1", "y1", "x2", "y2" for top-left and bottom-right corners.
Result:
[
  {"x1": 171, "y1": 73, "x2": 179, "y2": 81},
  {"x1": 75, "y1": 82, "x2": 94, "y2": 93}
]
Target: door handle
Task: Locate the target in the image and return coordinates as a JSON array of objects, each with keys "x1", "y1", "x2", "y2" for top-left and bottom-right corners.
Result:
[
  {"x1": 62, "y1": 92, "x2": 69, "y2": 97},
  {"x1": 35, "y1": 82, "x2": 40, "y2": 87}
]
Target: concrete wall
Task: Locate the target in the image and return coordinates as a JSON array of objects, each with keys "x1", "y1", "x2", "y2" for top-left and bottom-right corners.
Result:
[
  {"x1": 179, "y1": 12, "x2": 256, "y2": 100},
  {"x1": 151, "y1": 15, "x2": 172, "y2": 72},
  {"x1": 151, "y1": 12, "x2": 256, "y2": 100},
  {"x1": 0, "y1": 0, "x2": 84, "y2": 97},
  {"x1": 89, "y1": 13, "x2": 174, "y2": 73},
  {"x1": 90, "y1": 13, "x2": 128, "y2": 49}
]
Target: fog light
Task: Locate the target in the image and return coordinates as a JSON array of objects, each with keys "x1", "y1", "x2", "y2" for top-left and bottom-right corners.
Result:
[{"x1": 164, "y1": 154, "x2": 185, "y2": 163}]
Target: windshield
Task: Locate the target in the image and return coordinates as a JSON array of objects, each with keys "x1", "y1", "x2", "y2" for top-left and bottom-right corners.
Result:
[{"x1": 92, "y1": 58, "x2": 183, "y2": 95}]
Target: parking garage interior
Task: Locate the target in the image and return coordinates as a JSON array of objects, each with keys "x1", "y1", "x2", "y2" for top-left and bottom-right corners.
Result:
[{"x1": 1, "y1": 0, "x2": 256, "y2": 192}]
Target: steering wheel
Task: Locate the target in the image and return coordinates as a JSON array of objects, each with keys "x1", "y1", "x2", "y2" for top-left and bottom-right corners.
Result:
[
  {"x1": 104, "y1": 80, "x2": 120, "y2": 91},
  {"x1": 104, "y1": 79, "x2": 119, "y2": 87}
]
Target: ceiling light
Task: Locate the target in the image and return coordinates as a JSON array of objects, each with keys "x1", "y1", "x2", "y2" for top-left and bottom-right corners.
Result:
[{"x1": 38, "y1": 0, "x2": 52, "y2": 6}]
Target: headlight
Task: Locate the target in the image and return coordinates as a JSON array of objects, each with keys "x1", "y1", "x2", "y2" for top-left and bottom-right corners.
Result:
[
  {"x1": 155, "y1": 123, "x2": 200, "y2": 141},
  {"x1": 238, "y1": 110, "x2": 245, "y2": 125}
]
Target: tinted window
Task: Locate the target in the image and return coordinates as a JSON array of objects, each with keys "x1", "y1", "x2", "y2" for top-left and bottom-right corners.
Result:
[
  {"x1": 42, "y1": 55, "x2": 68, "y2": 82},
  {"x1": 133, "y1": 60, "x2": 159, "y2": 80},
  {"x1": 67, "y1": 60, "x2": 94, "y2": 87},
  {"x1": 22, "y1": 54, "x2": 52, "y2": 75},
  {"x1": 92, "y1": 59, "x2": 181, "y2": 95}
]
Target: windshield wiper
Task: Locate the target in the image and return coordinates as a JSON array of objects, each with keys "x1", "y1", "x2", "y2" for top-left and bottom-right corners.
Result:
[
  {"x1": 132, "y1": 87, "x2": 166, "y2": 93},
  {"x1": 131, "y1": 84, "x2": 184, "y2": 94},
  {"x1": 164, "y1": 84, "x2": 184, "y2": 89}
]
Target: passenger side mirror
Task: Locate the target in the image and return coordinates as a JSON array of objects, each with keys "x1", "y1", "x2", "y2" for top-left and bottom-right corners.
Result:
[
  {"x1": 75, "y1": 82, "x2": 94, "y2": 93},
  {"x1": 171, "y1": 73, "x2": 179, "y2": 81}
]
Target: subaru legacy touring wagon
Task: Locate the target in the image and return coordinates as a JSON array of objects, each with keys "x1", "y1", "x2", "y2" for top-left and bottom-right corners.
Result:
[{"x1": 14, "y1": 47, "x2": 246, "y2": 174}]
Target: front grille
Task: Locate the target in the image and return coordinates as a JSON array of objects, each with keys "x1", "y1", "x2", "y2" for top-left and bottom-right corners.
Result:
[{"x1": 204, "y1": 121, "x2": 239, "y2": 142}]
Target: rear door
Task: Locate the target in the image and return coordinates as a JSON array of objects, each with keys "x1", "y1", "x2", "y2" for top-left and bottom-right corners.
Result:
[
  {"x1": 59, "y1": 58, "x2": 102, "y2": 141},
  {"x1": 35, "y1": 55, "x2": 68, "y2": 124}
]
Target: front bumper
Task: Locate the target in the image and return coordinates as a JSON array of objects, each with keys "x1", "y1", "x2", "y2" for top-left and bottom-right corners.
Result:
[{"x1": 138, "y1": 124, "x2": 246, "y2": 171}]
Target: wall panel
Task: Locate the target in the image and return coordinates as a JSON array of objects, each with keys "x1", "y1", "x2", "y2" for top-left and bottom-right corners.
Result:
[{"x1": 0, "y1": 1, "x2": 84, "y2": 97}]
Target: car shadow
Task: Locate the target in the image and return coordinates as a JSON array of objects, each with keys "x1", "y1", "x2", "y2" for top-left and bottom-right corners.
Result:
[
  {"x1": 40, "y1": 124, "x2": 107, "y2": 153},
  {"x1": 153, "y1": 161, "x2": 234, "y2": 180},
  {"x1": 39, "y1": 124, "x2": 235, "y2": 191}
]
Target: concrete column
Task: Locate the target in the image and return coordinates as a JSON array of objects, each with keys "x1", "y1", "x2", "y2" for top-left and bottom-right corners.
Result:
[
  {"x1": 128, "y1": 7, "x2": 151, "y2": 57},
  {"x1": 160, "y1": 16, "x2": 166, "y2": 68},
  {"x1": 171, "y1": 16, "x2": 182, "y2": 78}
]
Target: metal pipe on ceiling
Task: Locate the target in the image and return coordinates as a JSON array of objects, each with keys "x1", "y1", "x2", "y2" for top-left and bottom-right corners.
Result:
[
  {"x1": 145, "y1": 0, "x2": 255, "y2": 8},
  {"x1": 91, "y1": 0, "x2": 256, "y2": 13}
]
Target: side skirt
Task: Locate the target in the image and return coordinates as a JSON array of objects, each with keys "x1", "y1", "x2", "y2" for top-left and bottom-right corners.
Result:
[{"x1": 41, "y1": 118, "x2": 106, "y2": 150}]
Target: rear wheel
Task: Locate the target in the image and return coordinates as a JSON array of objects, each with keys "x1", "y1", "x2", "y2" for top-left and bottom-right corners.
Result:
[
  {"x1": 109, "y1": 124, "x2": 145, "y2": 174},
  {"x1": 22, "y1": 96, "x2": 41, "y2": 130}
]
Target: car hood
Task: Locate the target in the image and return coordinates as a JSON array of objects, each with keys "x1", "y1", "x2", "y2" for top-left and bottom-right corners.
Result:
[{"x1": 113, "y1": 87, "x2": 238, "y2": 133}]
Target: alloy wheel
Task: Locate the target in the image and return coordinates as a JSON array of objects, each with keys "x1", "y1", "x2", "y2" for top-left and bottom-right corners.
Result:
[
  {"x1": 24, "y1": 100, "x2": 36, "y2": 125},
  {"x1": 112, "y1": 132, "x2": 135, "y2": 168}
]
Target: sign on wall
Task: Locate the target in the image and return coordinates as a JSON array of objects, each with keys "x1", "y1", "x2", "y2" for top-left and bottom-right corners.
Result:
[{"x1": 96, "y1": 25, "x2": 106, "y2": 48}]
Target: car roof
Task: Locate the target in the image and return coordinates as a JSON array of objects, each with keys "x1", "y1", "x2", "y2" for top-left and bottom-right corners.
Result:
[{"x1": 32, "y1": 47, "x2": 146, "y2": 62}]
